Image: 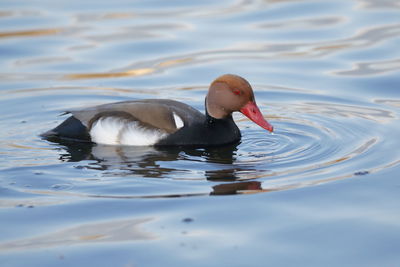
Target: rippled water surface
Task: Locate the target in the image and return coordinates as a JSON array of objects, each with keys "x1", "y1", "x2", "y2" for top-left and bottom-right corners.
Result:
[{"x1": 1, "y1": 0, "x2": 400, "y2": 266}]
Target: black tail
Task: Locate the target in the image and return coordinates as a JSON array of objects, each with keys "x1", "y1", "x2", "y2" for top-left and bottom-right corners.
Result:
[{"x1": 41, "y1": 116, "x2": 92, "y2": 143}]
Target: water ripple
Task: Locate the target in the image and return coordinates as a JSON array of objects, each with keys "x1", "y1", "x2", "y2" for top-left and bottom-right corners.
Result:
[
  {"x1": 2, "y1": 87, "x2": 398, "y2": 199},
  {"x1": 0, "y1": 0, "x2": 399, "y2": 200},
  {"x1": 56, "y1": 23, "x2": 400, "y2": 80}
]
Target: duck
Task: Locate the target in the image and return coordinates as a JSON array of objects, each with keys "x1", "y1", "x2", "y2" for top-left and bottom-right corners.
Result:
[{"x1": 42, "y1": 74, "x2": 273, "y2": 147}]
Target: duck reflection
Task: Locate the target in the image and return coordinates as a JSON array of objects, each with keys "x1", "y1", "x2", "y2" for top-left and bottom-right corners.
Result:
[
  {"x1": 211, "y1": 181, "x2": 262, "y2": 195},
  {"x1": 48, "y1": 138, "x2": 265, "y2": 195}
]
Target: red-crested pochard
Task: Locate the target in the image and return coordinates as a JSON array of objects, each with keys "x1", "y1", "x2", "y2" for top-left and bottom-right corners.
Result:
[{"x1": 42, "y1": 74, "x2": 273, "y2": 146}]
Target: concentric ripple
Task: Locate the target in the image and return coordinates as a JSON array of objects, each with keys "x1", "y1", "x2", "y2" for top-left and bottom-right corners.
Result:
[
  {"x1": 232, "y1": 97, "x2": 399, "y2": 191},
  {"x1": 2, "y1": 85, "x2": 398, "y2": 199}
]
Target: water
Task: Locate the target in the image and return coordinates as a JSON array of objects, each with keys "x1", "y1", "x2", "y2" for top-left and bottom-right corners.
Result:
[{"x1": 1, "y1": 0, "x2": 400, "y2": 266}]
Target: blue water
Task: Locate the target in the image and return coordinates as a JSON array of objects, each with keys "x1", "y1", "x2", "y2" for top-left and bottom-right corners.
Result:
[{"x1": 1, "y1": 0, "x2": 400, "y2": 266}]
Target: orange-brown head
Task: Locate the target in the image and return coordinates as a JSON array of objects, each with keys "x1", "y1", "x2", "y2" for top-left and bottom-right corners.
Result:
[{"x1": 206, "y1": 74, "x2": 273, "y2": 132}]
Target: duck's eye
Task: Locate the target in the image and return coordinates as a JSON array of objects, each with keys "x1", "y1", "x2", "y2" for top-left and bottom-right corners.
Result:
[{"x1": 232, "y1": 89, "x2": 241, "y2": 95}]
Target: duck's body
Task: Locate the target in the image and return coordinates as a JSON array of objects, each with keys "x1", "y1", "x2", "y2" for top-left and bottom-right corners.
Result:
[
  {"x1": 42, "y1": 74, "x2": 273, "y2": 147},
  {"x1": 45, "y1": 99, "x2": 241, "y2": 146}
]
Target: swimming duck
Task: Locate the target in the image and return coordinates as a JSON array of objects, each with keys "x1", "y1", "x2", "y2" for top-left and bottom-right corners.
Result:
[{"x1": 42, "y1": 74, "x2": 273, "y2": 146}]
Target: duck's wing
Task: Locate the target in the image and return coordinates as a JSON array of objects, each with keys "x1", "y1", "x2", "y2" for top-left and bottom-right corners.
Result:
[{"x1": 69, "y1": 99, "x2": 204, "y2": 134}]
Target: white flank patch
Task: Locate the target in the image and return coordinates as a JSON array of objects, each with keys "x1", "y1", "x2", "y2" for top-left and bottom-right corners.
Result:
[
  {"x1": 119, "y1": 122, "x2": 167, "y2": 146},
  {"x1": 90, "y1": 117, "x2": 125, "y2": 145},
  {"x1": 89, "y1": 117, "x2": 167, "y2": 146},
  {"x1": 173, "y1": 112, "x2": 184, "y2": 129}
]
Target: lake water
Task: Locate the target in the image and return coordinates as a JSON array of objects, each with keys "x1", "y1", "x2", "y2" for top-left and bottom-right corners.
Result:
[{"x1": 1, "y1": 0, "x2": 400, "y2": 266}]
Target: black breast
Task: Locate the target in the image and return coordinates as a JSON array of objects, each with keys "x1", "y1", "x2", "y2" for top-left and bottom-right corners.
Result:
[{"x1": 156, "y1": 114, "x2": 241, "y2": 147}]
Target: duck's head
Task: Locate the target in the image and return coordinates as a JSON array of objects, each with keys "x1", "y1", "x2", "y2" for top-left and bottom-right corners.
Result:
[{"x1": 206, "y1": 74, "x2": 273, "y2": 132}]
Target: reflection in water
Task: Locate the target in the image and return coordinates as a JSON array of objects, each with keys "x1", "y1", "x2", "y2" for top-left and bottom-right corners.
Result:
[
  {"x1": 0, "y1": 1, "x2": 399, "y2": 264},
  {"x1": 40, "y1": 89, "x2": 399, "y2": 197},
  {"x1": 1, "y1": 3, "x2": 399, "y2": 81},
  {"x1": 49, "y1": 138, "x2": 258, "y2": 179},
  {"x1": 1, "y1": 0, "x2": 399, "y2": 200},
  {"x1": 295, "y1": 102, "x2": 395, "y2": 122},
  {"x1": 335, "y1": 58, "x2": 400, "y2": 76},
  {"x1": 43, "y1": 138, "x2": 269, "y2": 196},
  {"x1": 59, "y1": 23, "x2": 400, "y2": 80},
  {"x1": 53, "y1": 139, "x2": 238, "y2": 174},
  {"x1": 255, "y1": 16, "x2": 345, "y2": 29},
  {"x1": 65, "y1": 68, "x2": 155, "y2": 79},
  {"x1": 357, "y1": 0, "x2": 400, "y2": 9},
  {"x1": 0, "y1": 28, "x2": 62, "y2": 39},
  {"x1": 211, "y1": 181, "x2": 263, "y2": 195},
  {"x1": 375, "y1": 99, "x2": 400, "y2": 108},
  {"x1": 0, "y1": 218, "x2": 155, "y2": 251}
]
